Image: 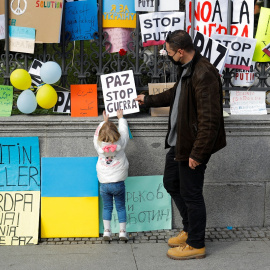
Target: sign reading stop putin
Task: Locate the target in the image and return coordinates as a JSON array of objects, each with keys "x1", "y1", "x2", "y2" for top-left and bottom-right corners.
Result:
[{"x1": 101, "y1": 70, "x2": 140, "y2": 118}]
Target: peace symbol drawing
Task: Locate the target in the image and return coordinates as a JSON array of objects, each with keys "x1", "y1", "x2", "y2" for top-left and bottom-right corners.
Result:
[{"x1": 10, "y1": 0, "x2": 27, "y2": 16}]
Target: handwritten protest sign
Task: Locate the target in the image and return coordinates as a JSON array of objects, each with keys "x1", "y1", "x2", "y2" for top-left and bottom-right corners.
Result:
[
  {"x1": 70, "y1": 84, "x2": 98, "y2": 117},
  {"x1": 193, "y1": 31, "x2": 228, "y2": 74},
  {"x1": 231, "y1": 62, "x2": 255, "y2": 87},
  {"x1": 104, "y1": 28, "x2": 133, "y2": 53},
  {"x1": 212, "y1": 34, "x2": 256, "y2": 71},
  {"x1": 230, "y1": 91, "x2": 267, "y2": 115},
  {"x1": 139, "y1": 12, "x2": 185, "y2": 47},
  {"x1": 28, "y1": 59, "x2": 43, "y2": 86},
  {"x1": 54, "y1": 91, "x2": 71, "y2": 113},
  {"x1": 148, "y1": 83, "x2": 175, "y2": 117},
  {"x1": 65, "y1": 1, "x2": 98, "y2": 41},
  {"x1": 0, "y1": 137, "x2": 40, "y2": 191},
  {"x1": 186, "y1": 0, "x2": 254, "y2": 38},
  {"x1": 9, "y1": 0, "x2": 63, "y2": 43},
  {"x1": 8, "y1": 26, "x2": 35, "y2": 54},
  {"x1": 253, "y1": 7, "x2": 270, "y2": 62},
  {"x1": 99, "y1": 175, "x2": 172, "y2": 233},
  {"x1": 0, "y1": 14, "x2": 5, "y2": 39},
  {"x1": 135, "y1": 0, "x2": 179, "y2": 11},
  {"x1": 0, "y1": 191, "x2": 40, "y2": 245},
  {"x1": 103, "y1": 0, "x2": 136, "y2": 28},
  {"x1": 101, "y1": 70, "x2": 139, "y2": 117},
  {"x1": 0, "y1": 85, "x2": 13, "y2": 117}
]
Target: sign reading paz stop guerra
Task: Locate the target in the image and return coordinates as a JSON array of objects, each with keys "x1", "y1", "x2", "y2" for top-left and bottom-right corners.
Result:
[{"x1": 101, "y1": 70, "x2": 139, "y2": 117}]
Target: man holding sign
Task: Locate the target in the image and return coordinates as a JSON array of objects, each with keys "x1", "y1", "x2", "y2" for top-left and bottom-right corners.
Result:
[{"x1": 136, "y1": 30, "x2": 226, "y2": 260}]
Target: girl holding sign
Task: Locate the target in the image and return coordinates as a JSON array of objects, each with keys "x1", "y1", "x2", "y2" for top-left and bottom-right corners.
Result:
[{"x1": 93, "y1": 110, "x2": 129, "y2": 241}]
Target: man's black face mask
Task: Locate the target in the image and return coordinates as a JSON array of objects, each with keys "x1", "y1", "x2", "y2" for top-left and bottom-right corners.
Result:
[{"x1": 167, "y1": 55, "x2": 182, "y2": 66}]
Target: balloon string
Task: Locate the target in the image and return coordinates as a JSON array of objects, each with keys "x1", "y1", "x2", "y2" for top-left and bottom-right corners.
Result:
[
  {"x1": 32, "y1": 83, "x2": 70, "y2": 92},
  {"x1": 52, "y1": 84, "x2": 70, "y2": 91}
]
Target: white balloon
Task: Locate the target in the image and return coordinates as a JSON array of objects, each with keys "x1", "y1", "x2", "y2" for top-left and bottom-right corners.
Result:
[
  {"x1": 40, "y1": 61, "x2": 62, "y2": 84},
  {"x1": 17, "y1": 90, "x2": 37, "y2": 114}
]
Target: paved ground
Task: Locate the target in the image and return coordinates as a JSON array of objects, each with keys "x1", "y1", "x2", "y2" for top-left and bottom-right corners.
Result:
[{"x1": 1, "y1": 227, "x2": 270, "y2": 270}]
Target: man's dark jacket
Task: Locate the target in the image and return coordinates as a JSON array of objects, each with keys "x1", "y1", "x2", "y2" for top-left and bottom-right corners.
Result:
[{"x1": 144, "y1": 50, "x2": 226, "y2": 164}]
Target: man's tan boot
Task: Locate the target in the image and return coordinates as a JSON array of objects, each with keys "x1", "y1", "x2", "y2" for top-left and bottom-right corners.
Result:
[
  {"x1": 167, "y1": 244, "x2": 206, "y2": 260},
  {"x1": 168, "y1": 230, "x2": 188, "y2": 247}
]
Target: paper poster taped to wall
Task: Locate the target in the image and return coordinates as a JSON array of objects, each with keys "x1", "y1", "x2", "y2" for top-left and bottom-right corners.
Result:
[
  {"x1": 101, "y1": 70, "x2": 139, "y2": 117},
  {"x1": 99, "y1": 175, "x2": 172, "y2": 233},
  {"x1": 70, "y1": 84, "x2": 98, "y2": 117},
  {"x1": 139, "y1": 12, "x2": 185, "y2": 47},
  {"x1": 212, "y1": 34, "x2": 256, "y2": 71},
  {"x1": 103, "y1": 0, "x2": 136, "y2": 28},
  {"x1": 0, "y1": 137, "x2": 40, "y2": 192},
  {"x1": 0, "y1": 85, "x2": 13, "y2": 117},
  {"x1": 186, "y1": 0, "x2": 254, "y2": 38},
  {"x1": 0, "y1": 191, "x2": 40, "y2": 245},
  {"x1": 65, "y1": 0, "x2": 98, "y2": 41},
  {"x1": 8, "y1": 0, "x2": 64, "y2": 43}
]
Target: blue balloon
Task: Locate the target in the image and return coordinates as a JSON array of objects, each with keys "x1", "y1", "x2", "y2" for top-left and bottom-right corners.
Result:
[
  {"x1": 40, "y1": 61, "x2": 62, "y2": 84},
  {"x1": 17, "y1": 90, "x2": 37, "y2": 114}
]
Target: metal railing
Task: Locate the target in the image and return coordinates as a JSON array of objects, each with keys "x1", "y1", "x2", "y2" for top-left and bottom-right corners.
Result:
[{"x1": 1, "y1": 0, "x2": 270, "y2": 111}]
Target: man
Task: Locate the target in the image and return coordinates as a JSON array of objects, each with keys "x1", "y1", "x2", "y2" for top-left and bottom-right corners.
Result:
[{"x1": 135, "y1": 30, "x2": 226, "y2": 260}]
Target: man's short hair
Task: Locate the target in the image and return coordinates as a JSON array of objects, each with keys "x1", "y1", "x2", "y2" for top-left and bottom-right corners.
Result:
[{"x1": 166, "y1": 30, "x2": 194, "y2": 52}]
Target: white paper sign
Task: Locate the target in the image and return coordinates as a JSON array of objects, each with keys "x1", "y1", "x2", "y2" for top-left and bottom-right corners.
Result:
[
  {"x1": 212, "y1": 34, "x2": 256, "y2": 71},
  {"x1": 139, "y1": 12, "x2": 185, "y2": 47},
  {"x1": 193, "y1": 31, "x2": 228, "y2": 74},
  {"x1": 231, "y1": 62, "x2": 255, "y2": 87},
  {"x1": 101, "y1": 70, "x2": 139, "y2": 117},
  {"x1": 54, "y1": 91, "x2": 71, "y2": 113},
  {"x1": 186, "y1": 0, "x2": 254, "y2": 38},
  {"x1": 0, "y1": 191, "x2": 40, "y2": 245},
  {"x1": 135, "y1": 0, "x2": 179, "y2": 11},
  {"x1": 230, "y1": 91, "x2": 267, "y2": 115},
  {"x1": 28, "y1": 59, "x2": 44, "y2": 86},
  {"x1": 0, "y1": 14, "x2": 5, "y2": 40}
]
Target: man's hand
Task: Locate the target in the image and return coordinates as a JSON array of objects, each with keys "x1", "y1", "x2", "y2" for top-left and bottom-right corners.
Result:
[
  {"x1": 103, "y1": 110, "x2": 109, "y2": 122},
  {"x1": 189, "y1": 158, "x2": 200, "y2": 170},
  {"x1": 117, "y1": 109, "x2": 123, "y2": 119},
  {"x1": 135, "y1": 95, "x2": 145, "y2": 105}
]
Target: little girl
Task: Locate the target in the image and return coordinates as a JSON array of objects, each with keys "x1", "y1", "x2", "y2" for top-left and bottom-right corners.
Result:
[{"x1": 93, "y1": 109, "x2": 129, "y2": 241}]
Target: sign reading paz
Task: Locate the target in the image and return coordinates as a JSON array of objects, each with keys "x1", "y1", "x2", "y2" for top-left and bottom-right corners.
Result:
[
  {"x1": 54, "y1": 91, "x2": 71, "y2": 114},
  {"x1": 101, "y1": 70, "x2": 139, "y2": 117},
  {"x1": 193, "y1": 31, "x2": 228, "y2": 74}
]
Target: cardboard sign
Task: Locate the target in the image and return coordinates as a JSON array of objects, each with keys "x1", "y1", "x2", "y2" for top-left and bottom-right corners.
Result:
[
  {"x1": 103, "y1": 0, "x2": 136, "y2": 28},
  {"x1": 70, "y1": 84, "x2": 98, "y2": 117},
  {"x1": 65, "y1": 1, "x2": 98, "y2": 41},
  {"x1": 104, "y1": 28, "x2": 133, "y2": 53},
  {"x1": 0, "y1": 191, "x2": 40, "y2": 245},
  {"x1": 135, "y1": 0, "x2": 179, "y2": 11},
  {"x1": 8, "y1": 0, "x2": 64, "y2": 43},
  {"x1": 41, "y1": 157, "x2": 99, "y2": 238},
  {"x1": 100, "y1": 70, "x2": 139, "y2": 117},
  {"x1": 230, "y1": 91, "x2": 267, "y2": 115},
  {"x1": 253, "y1": 7, "x2": 270, "y2": 62},
  {"x1": 99, "y1": 175, "x2": 172, "y2": 233},
  {"x1": 262, "y1": 42, "x2": 270, "y2": 57},
  {"x1": 8, "y1": 25, "x2": 35, "y2": 54},
  {"x1": 186, "y1": 0, "x2": 254, "y2": 38},
  {"x1": 231, "y1": 62, "x2": 255, "y2": 87},
  {"x1": 28, "y1": 59, "x2": 43, "y2": 86},
  {"x1": 54, "y1": 91, "x2": 71, "y2": 113},
  {"x1": 193, "y1": 31, "x2": 228, "y2": 74},
  {"x1": 139, "y1": 12, "x2": 185, "y2": 47},
  {"x1": 148, "y1": 83, "x2": 175, "y2": 117},
  {"x1": 212, "y1": 34, "x2": 256, "y2": 71},
  {"x1": 0, "y1": 85, "x2": 13, "y2": 117},
  {"x1": 0, "y1": 2, "x2": 4, "y2": 14},
  {"x1": 0, "y1": 14, "x2": 5, "y2": 39},
  {"x1": 0, "y1": 137, "x2": 40, "y2": 192}
]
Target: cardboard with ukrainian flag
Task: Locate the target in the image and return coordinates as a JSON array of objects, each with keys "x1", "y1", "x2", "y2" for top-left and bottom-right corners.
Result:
[{"x1": 103, "y1": 0, "x2": 136, "y2": 28}]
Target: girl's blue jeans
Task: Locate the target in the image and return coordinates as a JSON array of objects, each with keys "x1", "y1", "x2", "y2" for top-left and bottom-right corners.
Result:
[{"x1": 100, "y1": 181, "x2": 126, "y2": 223}]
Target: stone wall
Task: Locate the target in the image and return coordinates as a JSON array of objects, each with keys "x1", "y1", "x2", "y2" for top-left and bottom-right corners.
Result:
[{"x1": 0, "y1": 113, "x2": 269, "y2": 228}]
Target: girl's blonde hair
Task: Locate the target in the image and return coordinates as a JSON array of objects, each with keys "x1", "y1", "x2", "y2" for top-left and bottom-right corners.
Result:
[{"x1": 98, "y1": 121, "x2": 120, "y2": 143}]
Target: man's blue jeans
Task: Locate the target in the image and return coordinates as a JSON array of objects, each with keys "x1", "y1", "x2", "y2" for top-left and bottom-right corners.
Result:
[{"x1": 100, "y1": 181, "x2": 126, "y2": 223}]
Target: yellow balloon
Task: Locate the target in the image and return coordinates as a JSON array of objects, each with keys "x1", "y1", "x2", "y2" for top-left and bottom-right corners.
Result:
[
  {"x1": 10, "y1": 69, "x2": 32, "y2": 90},
  {"x1": 36, "y1": 84, "x2": 58, "y2": 109}
]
